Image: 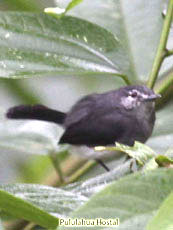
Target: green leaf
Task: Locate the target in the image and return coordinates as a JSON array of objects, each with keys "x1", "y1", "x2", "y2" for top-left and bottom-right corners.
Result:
[
  {"x1": 0, "y1": 0, "x2": 41, "y2": 11},
  {"x1": 0, "y1": 12, "x2": 126, "y2": 80},
  {"x1": 147, "y1": 192, "x2": 173, "y2": 230},
  {"x1": 45, "y1": 0, "x2": 83, "y2": 18},
  {"x1": 62, "y1": 0, "x2": 164, "y2": 81},
  {"x1": 0, "y1": 161, "x2": 132, "y2": 217},
  {"x1": 144, "y1": 158, "x2": 158, "y2": 171},
  {"x1": 65, "y1": 0, "x2": 83, "y2": 14},
  {"x1": 155, "y1": 155, "x2": 173, "y2": 167},
  {"x1": 0, "y1": 189, "x2": 58, "y2": 228},
  {"x1": 0, "y1": 0, "x2": 56, "y2": 12},
  {"x1": 0, "y1": 184, "x2": 87, "y2": 218},
  {"x1": 95, "y1": 141, "x2": 156, "y2": 165},
  {"x1": 19, "y1": 155, "x2": 54, "y2": 183},
  {"x1": 59, "y1": 168, "x2": 173, "y2": 230}
]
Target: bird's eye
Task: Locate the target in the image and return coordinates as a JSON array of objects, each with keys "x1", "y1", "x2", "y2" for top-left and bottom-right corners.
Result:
[{"x1": 129, "y1": 90, "x2": 138, "y2": 97}]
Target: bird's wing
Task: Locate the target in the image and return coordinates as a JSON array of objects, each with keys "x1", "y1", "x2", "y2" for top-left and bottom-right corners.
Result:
[
  {"x1": 59, "y1": 105, "x2": 125, "y2": 146},
  {"x1": 64, "y1": 94, "x2": 98, "y2": 127}
]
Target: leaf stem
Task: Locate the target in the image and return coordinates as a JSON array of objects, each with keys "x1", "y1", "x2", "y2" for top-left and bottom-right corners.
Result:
[
  {"x1": 49, "y1": 151, "x2": 64, "y2": 184},
  {"x1": 147, "y1": 0, "x2": 173, "y2": 89},
  {"x1": 154, "y1": 71, "x2": 173, "y2": 108},
  {"x1": 165, "y1": 49, "x2": 173, "y2": 57},
  {"x1": 0, "y1": 79, "x2": 41, "y2": 104},
  {"x1": 63, "y1": 161, "x2": 96, "y2": 185},
  {"x1": 154, "y1": 72, "x2": 173, "y2": 95},
  {"x1": 23, "y1": 222, "x2": 35, "y2": 230},
  {"x1": 119, "y1": 74, "x2": 131, "y2": 85}
]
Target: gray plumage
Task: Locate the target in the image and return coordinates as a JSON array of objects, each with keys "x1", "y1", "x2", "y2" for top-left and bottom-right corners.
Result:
[{"x1": 7, "y1": 85, "x2": 160, "y2": 147}]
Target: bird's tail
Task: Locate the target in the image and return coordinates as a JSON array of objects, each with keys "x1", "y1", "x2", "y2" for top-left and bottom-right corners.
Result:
[{"x1": 6, "y1": 104, "x2": 66, "y2": 125}]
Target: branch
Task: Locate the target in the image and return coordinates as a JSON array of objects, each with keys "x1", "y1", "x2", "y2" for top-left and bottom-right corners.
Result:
[
  {"x1": 165, "y1": 49, "x2": 173, "y2": 57},
  {"x1": 147, "y1": 0, "x2": 173, "y2": 89},
  {"x1": 154, "y1": 71, "x2": 173, "y2": 108},
  {"x1": 155, "y1": 72, "x2": 173, "y2": 95}
]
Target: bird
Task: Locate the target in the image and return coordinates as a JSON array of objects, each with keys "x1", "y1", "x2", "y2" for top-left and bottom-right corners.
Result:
[{"x1": 6, "y1": 85, "x2": 161, "y2": 171}]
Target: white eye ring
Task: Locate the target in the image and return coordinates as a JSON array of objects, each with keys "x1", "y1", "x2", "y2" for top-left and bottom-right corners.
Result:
[{"x1": 129, "y1": 90, "x2": 138, "y2": 98}]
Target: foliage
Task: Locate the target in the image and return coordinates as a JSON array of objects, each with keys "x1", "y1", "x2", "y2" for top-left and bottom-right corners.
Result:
[{"x1": 0, "y1": 0, "x2": 172, "y2": 230}]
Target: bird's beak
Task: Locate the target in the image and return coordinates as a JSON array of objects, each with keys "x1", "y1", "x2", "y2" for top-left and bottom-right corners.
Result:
[{"x1": 143, "y1": 93, "x2": 161, "y2": 101}]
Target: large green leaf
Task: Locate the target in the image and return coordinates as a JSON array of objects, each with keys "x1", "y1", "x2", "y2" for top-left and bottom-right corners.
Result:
[
  {"x1": 0, "y1": 189, "x2": 58, "y2": 228},
  {"x1": 147, "y1": 192, "x2": 173, "y2": 230},
  {"x1": 0, "y1": 12, "x2": 125, "y2": 79},
  {"x1": 59, "y1": 168, "x2": 173, "y2": 230},
  {"x1": 61, "y1": 0, "x2": 164, "y2": 81},
  {"x1": 0, "y1": 0, "x2": 164, "y2": 82},
  {"x1": 0, "y1": 183, "x2": 87, "y2": 218},
  {"x1": 0, "y1": 160, "x2": 132, "y2": 217}
]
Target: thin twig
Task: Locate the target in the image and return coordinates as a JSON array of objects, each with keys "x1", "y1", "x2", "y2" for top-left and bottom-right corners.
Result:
[
  {"x1": 49, "y1": 151, "x2": 64, "y2": 184},
  {"x1": 63, "y1": 161, "x2": 96, "y2": 185}
]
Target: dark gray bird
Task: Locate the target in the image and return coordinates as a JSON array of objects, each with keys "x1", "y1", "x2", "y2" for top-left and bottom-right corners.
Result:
[{"x1": 6, "y1": 85, "x2": 160, "y2": 171}]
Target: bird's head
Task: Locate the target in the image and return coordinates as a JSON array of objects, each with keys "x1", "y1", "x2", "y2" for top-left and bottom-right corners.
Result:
[{"x1": 120, "y1": 85, "x2": 161, "y2": 110}]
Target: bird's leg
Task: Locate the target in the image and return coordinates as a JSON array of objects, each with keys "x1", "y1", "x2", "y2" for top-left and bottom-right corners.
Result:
[
  {"x1": 87, "y1": 145, "x2": 110, "y2": 171},
  {"x1": 95, "y1": 159, "x2": 110, "y2": 172}
]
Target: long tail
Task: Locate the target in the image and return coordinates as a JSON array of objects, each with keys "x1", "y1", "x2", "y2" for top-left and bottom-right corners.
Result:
[{"x1": 6, "y1": 104, "x2": 66, "y2": 125}]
